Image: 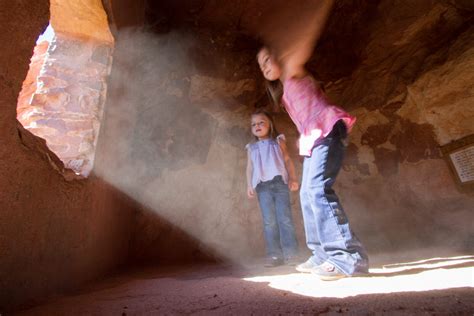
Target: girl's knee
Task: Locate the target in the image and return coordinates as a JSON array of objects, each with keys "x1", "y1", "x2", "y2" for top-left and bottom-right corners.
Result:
[
  {"x1": 263, "y1": 217, "x2": 278, "y2": 227},
  {"x1": 278, "y1": 216, "x2": 294, "y2": 228}
]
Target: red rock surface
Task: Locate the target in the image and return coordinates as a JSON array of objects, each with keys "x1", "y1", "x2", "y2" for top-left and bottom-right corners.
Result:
[
  {"x1": 2, "y1": 0, "x2": 474, "y2": 313},
  {"x1": 0, "y1": 0, "x2": 135, "y2": 311}
]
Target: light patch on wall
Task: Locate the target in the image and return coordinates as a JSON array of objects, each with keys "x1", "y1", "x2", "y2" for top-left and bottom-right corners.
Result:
[{"x1": 396, "y1": 29, "x2": 474, "y2": 146}]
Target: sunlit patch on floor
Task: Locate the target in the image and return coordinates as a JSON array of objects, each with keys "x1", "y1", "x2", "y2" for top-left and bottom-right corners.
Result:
[{"x1": 243, "y1": 256, "x2": 474, "y2": 298}]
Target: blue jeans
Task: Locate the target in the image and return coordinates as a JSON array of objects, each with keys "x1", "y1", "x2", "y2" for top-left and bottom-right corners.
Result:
[
  {"x1": 256, "y1": 176, "x2": 298, "y2": 259},
  {"x1": 300, "y1": 121, "x2": 369, "y2": 275}
]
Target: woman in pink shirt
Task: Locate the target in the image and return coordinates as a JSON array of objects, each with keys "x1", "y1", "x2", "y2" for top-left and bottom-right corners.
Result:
[{"x1": 256, "y1": 3, "x2": 368, "y2": 280}]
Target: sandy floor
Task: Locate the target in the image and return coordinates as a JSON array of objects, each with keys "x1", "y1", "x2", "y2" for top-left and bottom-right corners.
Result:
[{"x1": 16, "y1": 256, "x2": 474, "y2": 315}]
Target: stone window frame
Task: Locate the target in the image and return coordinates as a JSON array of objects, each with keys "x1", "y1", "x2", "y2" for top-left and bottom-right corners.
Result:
[{"x1": 16, "y1": 0, "x2": 114, "y2": 179}]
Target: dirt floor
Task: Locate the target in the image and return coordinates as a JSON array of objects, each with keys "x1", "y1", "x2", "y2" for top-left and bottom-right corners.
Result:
[{"x1": 14, "y1": 255, "x2": 474, "y2": 315}]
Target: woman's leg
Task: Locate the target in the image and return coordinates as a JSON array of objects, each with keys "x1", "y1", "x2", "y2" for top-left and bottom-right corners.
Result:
[{"x1": 304, "y1": 122, "x2": 368, "y2": 275}]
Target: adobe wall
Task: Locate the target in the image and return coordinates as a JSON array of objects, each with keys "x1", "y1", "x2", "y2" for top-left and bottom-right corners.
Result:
[{"x1": 0, "y1": 1, "x2": 135, "y2": 310}]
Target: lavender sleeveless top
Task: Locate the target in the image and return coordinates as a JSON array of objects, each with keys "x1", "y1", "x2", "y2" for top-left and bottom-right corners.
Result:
[
  {"x1": 246, "y1": 134, "x2": 289, "y2": 189},
  {"x1": 282, "y1": 76, "x2": 356, "y2": 156}
]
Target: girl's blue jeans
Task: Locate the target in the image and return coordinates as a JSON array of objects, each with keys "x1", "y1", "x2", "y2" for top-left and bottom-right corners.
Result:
[
  {"x1": 256, "y1": 176, "x2": 298, "y2": 259},
  {"x1": 300, "y1": 120, "x2": 369, "y2": 275}
]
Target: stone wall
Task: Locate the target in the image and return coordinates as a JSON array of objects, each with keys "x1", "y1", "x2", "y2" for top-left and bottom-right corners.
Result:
[
  {"x1": 103, "y1": 0, "x2": 474, "y2": 263},
  {"x1": 316, "y1": 0, "x2": 474, "y2": 257},
  {"x1": 102, "y1": 0, "x2": 146, "y2": 30}
]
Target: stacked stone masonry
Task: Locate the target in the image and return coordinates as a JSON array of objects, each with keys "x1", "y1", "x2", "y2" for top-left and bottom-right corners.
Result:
[{"x1": 17, "y1": 33, "x2": 113, "y2": 177}]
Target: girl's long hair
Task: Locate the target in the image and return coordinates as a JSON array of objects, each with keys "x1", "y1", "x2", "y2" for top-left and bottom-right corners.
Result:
[
  {"x1": 257, "y1": 46, "x2": 285, "y2": 110},
  {"x1": 265, "y1": 79, "x2": 284, "y2": 110},
  {"x1": 251, "y1": 109, "x2": 280, "y2": 141},
  {"x1": 258, "y1": 47, "x2": 326, "y2": 109}
]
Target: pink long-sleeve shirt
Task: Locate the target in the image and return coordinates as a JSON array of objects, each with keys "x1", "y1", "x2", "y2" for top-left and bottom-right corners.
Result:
[{"x1": 282, "y1": 76, "x2": 356, "y2": 156}]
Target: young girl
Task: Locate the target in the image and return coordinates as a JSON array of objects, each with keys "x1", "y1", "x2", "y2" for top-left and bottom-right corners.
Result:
[
  {"x1": 246, "y1": 109, "x2": 299, "y2": 267},
  {"x1": 256, "y1": 46, "x2": 369, "y2": 279}
]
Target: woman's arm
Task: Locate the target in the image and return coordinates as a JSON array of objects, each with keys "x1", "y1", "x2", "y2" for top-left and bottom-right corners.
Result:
[
  {"x1": 246, "y1": 149, "x2": 255, "y2": 198},
  {"x1": 279, "y1": 138, "x2": 299, "y2": 191}
]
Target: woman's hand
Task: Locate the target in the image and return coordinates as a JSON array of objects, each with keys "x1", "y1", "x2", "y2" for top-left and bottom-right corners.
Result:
[
  {"x1": 289, "y1": 180, "x2": 299, "y2": 191},
  {"x1": 247, "y1": 186, "x2": 256, "y2": 199}
]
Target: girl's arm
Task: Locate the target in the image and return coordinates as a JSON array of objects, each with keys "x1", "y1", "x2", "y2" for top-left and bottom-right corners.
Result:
[
  {"x1": 246, "y1": 149, "x2": 255, "y2": 198},
  {"x1": 278, "y1": 138, "x2": 299, "y2": 191}
]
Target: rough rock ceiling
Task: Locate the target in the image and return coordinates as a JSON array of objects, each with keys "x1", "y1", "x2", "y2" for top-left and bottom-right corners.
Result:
[{"x1": 142, "y1": 1, "x2": 379, "y2": 78}]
